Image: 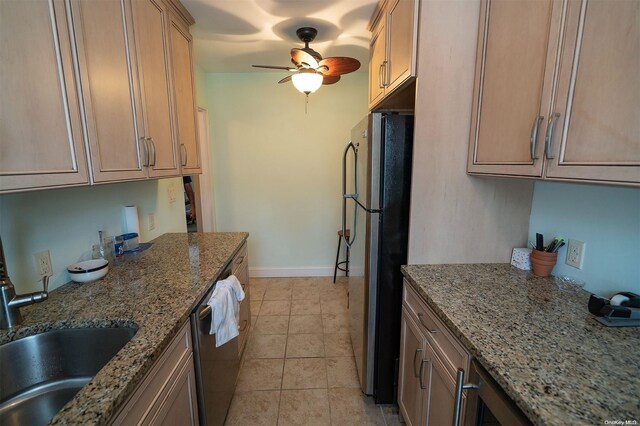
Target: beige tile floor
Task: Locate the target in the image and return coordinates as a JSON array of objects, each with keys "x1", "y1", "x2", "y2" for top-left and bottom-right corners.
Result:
[{"x1": 225, "y1": 277, "x2": 404, "y2": 426}]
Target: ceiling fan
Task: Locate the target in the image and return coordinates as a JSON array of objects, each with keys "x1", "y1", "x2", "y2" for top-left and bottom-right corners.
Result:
[{"x1": 252, "y1": 27, "x2": 361, "y2": 97}]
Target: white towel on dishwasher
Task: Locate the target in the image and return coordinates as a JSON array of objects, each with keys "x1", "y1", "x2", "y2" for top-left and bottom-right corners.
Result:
[{"x1": 207, "y1": 275, "x2": 245, "y2": 347}]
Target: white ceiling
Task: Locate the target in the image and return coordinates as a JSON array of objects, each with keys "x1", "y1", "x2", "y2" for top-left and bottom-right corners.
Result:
[{"x1": 180, "y1": 0, "x2": 377, "y2": 73}]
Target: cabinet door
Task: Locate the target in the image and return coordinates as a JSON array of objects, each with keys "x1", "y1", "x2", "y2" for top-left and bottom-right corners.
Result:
[
  {"x1": 0, "y1": 0, "x2": 89, "y2": 193},
  {"x1": 369, "y1": 19, "x2": 387, "y2": 108},
  {"x1": 72, "y1": 0, "x2": 148, "y2": 183},
  {"x1": 150, "y1": 354, "x2": 199, "y2": 426},
  {"x1": 168, "y1": 18, "x2": 201, "y2": 175},
  {"x1": 468, "y1": 0, "x2": 561, "y2": 177},
  {"x1": 425, "y1": 343, "x2": 461, "y2": 426},
  {"x1": 398, "y1": 308, "x2": 427, "y2": 426},
  {"x1": 544, "y1": 0, "x2": 640, "y2": 185},
  {"x1": 132, "y1": 0, "x2": 179, "y2": 178},
  {"x1": 386, "y1": 0, "x2": 418, "y2": 93}
]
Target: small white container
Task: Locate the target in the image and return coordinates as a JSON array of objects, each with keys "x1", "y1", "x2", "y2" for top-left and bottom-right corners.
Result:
[
  {"x1": 511, "y1": 248, "x2": 532, "y2": 271},
  {"x1": 67, "y1": 259, "x2": 109, "y2": 283}
]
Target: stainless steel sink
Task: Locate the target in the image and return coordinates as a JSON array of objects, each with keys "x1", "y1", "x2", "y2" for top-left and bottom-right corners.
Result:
[{"x1": 0, "y1": 326, "x2": 137, "y2": 425}]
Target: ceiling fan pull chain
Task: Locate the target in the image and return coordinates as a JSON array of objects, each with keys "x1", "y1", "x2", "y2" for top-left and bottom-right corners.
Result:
[{"x1": 305, "y1": 93, "x2": 309, "y2": 114}]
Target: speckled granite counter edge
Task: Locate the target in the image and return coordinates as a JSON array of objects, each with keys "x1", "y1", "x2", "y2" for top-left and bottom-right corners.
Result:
[
  {"x1": 400, "y1": 264, "x2": 541, "y2": 425},
  {"x1": 0, "y1": 232, "x2": 249, "y2": 426}
]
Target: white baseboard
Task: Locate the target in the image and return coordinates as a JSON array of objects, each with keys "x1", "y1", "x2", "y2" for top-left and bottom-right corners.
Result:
[
  {"x1": 249, "y1": 266, "x2": 334, "y2": 278},
  {"x1": 249, "y1": 266, "x2": 364, "y2": 278}
]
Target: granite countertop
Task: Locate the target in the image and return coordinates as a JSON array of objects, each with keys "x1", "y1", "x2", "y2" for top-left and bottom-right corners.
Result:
[
  {"x1": 401, "y1": 264, "x2": 639, "y2": 426},
  {"x1": 0, "y1": 232, "x2": 248, "y2": 426}
]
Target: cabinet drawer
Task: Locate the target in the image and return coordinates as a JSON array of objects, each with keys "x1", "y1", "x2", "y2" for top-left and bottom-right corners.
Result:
[
  {"x1": 232, "y1": 242, "x2": 248, "y2": 275},
  {"x1": 113, "y1": 321, "x2": 193, "y2": 425},
  {"x1": 403, "y1": 281, "x2": 469, "y2": 378}
]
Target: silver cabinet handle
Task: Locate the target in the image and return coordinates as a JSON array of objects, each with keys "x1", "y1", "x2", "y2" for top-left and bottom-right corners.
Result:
[
  {"x1": 417, "y1": 313, "x2": 439, "y2": 333},
  {"x1": 378, "y1": 63, "x2": 385, "y2": 89},
  {"x1": 235, "y1": 256, "x2": 245, "y2": 264},
  {"x1": 147, "y1": 137, "x2": 157, "y2": 166},
  {"x1": 544, "y1": 112, "x2": 561, "y2": 160},
  {"x1": 413, "y1": 348, "x2": 423, "y2": 378},
  {"x1": 453, "y1": 368, "x2": 479, "y2": 426},
  {"x1": 180, "y1": 144, "x2": 187, "y2": 167},
  {"x1": 141, "y1": 137, "x2": 149, "y2": 167},
  {"x1": 530, "y1": 115, "x2": 544, "y2": 160},
  {"x1": 385, "y1": 59, "x2": 390, "y2": 87},
  {"x1": 419, "y1": 358, "x2": 429, "y2": 389}
]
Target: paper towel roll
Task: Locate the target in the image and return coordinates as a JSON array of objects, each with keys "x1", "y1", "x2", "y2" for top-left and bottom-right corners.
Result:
[{"x1": 123, "y1": 206, "x2": 140, "y2": 237}]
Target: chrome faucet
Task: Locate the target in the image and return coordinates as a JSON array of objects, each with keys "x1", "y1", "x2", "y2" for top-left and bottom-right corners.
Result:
[{"x1": 0, "y1": 237, "x2": 49, "y2": 329}]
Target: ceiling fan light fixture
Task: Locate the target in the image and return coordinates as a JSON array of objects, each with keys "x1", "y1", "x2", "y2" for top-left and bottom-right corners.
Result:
[{"x1": 291, "y1": 71, "x2": 323, "y2": 94}]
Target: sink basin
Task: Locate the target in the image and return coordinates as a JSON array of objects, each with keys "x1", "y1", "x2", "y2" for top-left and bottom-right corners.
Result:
[{"x1": 0, "y1": 326, "x2": 137, "y2": 426}]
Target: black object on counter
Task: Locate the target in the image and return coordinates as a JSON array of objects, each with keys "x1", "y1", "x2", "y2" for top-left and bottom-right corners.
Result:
[{"x1": 536, "y1": 233, "x2": 544, "y2": 251}]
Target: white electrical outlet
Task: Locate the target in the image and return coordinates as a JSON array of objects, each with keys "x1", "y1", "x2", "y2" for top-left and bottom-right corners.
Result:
[
  {"x1": 34, "y1": 250, "x2": 53, "y2": 277},
  {"x1": 168, "y1": 184, "x2": 177, "y2": 203},
  {"x1": 565, "y1": 239, "x2": 585, "y2": 269},
  {"x1": 148, "y1": 213, "x2": 156, "y2": 231}
]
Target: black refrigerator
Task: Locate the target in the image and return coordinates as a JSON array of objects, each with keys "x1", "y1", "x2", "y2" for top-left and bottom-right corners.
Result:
[{"x1": 341, "y1": 112, "x2": 413, "y2": 403}]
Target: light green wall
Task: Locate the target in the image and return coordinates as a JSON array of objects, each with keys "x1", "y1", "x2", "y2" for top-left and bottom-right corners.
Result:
[
  {"x1": 528, "y1": 182, "x2": 640, "y2": 297},
  {"x1": 194, "y1": 63, "x2": 209, "y2": 109},
  {"x1": 0, "y1": 178, "x2": 186, "y2": 293},
  {"x1": 204, "y1": 72, "x2": 368, "y2": 275}
]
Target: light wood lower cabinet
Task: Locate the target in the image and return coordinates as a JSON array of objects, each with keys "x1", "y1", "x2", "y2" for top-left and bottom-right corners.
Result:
[
  {"x1": 113, "y1": 321, "x2": 199, "y2": 426},
  {"x1": 0, "y1": 0, "x2": 90, "y2": 193},
  {"x1": 398, "y1": 307, "x2": 427, "y2": 426},
  {"x1": 399, "y1": 282, "x2": 470, "y2": 426}
]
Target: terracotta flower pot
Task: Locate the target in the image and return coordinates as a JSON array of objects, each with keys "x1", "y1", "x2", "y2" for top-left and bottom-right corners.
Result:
[{"x1": 530, "y1": 250, "x2": 558, "y2": 277}]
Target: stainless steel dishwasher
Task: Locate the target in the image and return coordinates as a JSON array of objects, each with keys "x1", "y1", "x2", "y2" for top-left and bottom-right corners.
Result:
[{"x1": 190, "y1": 264, "x2": 240, "y2": 426}]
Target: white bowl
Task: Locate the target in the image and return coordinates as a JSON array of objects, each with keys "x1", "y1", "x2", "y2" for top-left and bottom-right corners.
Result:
[{"x1": 68, "y1": 259, "x2": 109, "y2": 283}]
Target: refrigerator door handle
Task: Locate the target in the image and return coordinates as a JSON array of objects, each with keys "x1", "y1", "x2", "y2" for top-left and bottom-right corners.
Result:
[{"x1": 342, "y1": 142, "x2": 358, "y2": 248}]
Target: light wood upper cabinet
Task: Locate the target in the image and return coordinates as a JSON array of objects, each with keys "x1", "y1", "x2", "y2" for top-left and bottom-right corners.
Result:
[
  {"x1": 468, "y1": 0, "x2": 559, "y2": 177},
  {"x1": 368, "y1": 0, "x2": 419, "y2": 110},
  {"x1": 0, "y1": 0, "x2": 90, "y2": 193},
  {"x1": 369, "y1": 20, "x2": 387, "y2": 108},
  {"x1": 132, "y1": 0, "x2": 179, "y2": 178},
  {"x1": 169, "y1": 17, "x2": 201, "y2": 174},
  {"x1": 544, "y1": 0, "x2": 640, "y2": 184},
  {"x1": 468, "y1": 0, "x2": 640, "y2": 186},
  {"x1": 71, "y1": 0, "x2": 148, "y2": 183},
  {"x1": 386, "y1": 0, "x2": 417, "y2": 92}
]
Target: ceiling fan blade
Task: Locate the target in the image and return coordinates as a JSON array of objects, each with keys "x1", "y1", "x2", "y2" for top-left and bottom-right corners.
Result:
[
  {"x1": 318, "y1": 57, "x2": 361, "y2": 76},
  {"x1": 291, "y1": 48, "x2": 319, "y2": 69},
  {"x1": 253, "y1": 65, "x2": 296, "y2": 71},
  {"x1": 278, "y1": 75, "x2": 293, "y2": 84},
  {"x1": 322, "y1": 75, "x2": 341, "y2": 85}
]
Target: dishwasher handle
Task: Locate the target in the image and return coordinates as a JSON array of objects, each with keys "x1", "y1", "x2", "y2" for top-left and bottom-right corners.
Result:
[{"x1": 198, "y1": 305, "x2": 212, "y2": 321}]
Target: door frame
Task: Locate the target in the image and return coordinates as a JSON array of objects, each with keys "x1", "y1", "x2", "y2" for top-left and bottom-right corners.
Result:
[{"x1": 194, "y1": 106, "x2": 216, "y2": 232}]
